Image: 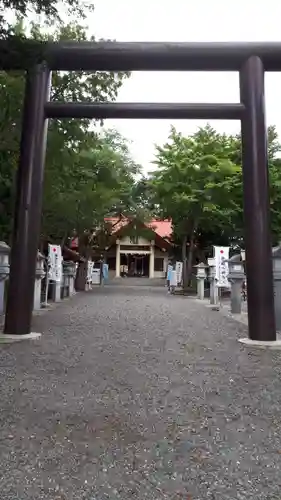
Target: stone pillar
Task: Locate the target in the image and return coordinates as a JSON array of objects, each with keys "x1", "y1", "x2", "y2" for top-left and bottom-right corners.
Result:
[
  {"x1": 62, "y1": 261, "x2": 69, "y2": 297},
  {"x1": 51, "y1": 264, "x2": 62, "y2": 302},
  {"x1": 149, "y1": 240, "x2": 155, "y2": 278},
  {"x1": 0, "y1": 242, "x2": 10, "y2": 314},
  {"x1": 208, "y1": 258, "x2": 218, "y2": 305},
  {"x1": 116, "y1": 239, "x2": 121, "y2": 278},
  {"x1": 230, "y1": 280, "x2": 244, "y2": 314},
  {"x1": 197, "y1": 278, "x2": 204, "y2": 300},
  {"x1": 33, "y1": 252, "x2": 45, "y2": 310},
  {"x1": 63, "y1": 261, "x2": 76, "y2": 298},
  {"x1": 227, "y1": 255, "x2": 245, "y2": 314},
  {"x1": 195, "y1": 262, "x2": 207, "y2": 300},
  {"x1": 63, "y1": 261, "x2": 76, "y2": 296},
  {"x1": 211, "y1": 280, "x2": 219, "y2": 305}
]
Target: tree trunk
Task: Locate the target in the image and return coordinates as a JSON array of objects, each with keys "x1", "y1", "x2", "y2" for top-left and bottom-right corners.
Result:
[
  {"x1": 75, "y1": 234, "x2": 93, "y2": 292},
  {"x1": 186, "y1": 233, "x2": 196, "y2": 286},
  {"x1": 184, "y1": 219, "x2": 198, "y2": 289},
  {"x1": 60, "y1": 232, "x2": 68, "y2": 248},
  {"x1": 182, "y1": 235, "x2": 188, "y2": 290},
  {"x1": 75, "y1": 260, "x2": 87, "y2": 291}
]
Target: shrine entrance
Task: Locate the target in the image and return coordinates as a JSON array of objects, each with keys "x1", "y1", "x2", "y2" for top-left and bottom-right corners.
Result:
[
  {"x1": 127, "y1": 254, "x2": 149, "y2": 278},
  {"x1": 120, "y1": 253, "x2": 150, "y2": 278},
  {"x1": 1, "y1": 41, "x2": 279, "y2": 342}
]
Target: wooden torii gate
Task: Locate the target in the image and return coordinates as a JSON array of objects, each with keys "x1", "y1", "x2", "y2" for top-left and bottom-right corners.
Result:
[{"x1": 0, "y1": 41, "x2": 278, "y2": 341}]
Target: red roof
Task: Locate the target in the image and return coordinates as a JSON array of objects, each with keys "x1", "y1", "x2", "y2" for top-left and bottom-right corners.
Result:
[
  {"x1": 104, "y1": 217, "x2": 172, "y2": 239},
  {"x1": 147, "y1": 220, "x2": 173, "y2": 239}
]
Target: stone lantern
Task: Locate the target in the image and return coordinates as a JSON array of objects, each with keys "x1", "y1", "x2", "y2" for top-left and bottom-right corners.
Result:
[
  {"x1": 51, "y1": 261, "x2": 63, "y2": 303},
  {"x1": 227, "y1": 254, "x2": 245, "y2": 314},
  {"x1": 0, "y1": 242, "x2": 10, "y2": 314},
  {"x1": 34, "y1": 252, "x2": 46, "y2": 310},
  {"x1": 63, "y1": 261, "x2": 76, "y2": 296},
  {"x1": 194, "y1": 262, "x2": 208, "y2": 300},
  {"x1": 272, "y1": 244, "x2": 281, "y2": 330},
  {"x1": 207, "y1": 257, "x2": 218, "y2": 305}
]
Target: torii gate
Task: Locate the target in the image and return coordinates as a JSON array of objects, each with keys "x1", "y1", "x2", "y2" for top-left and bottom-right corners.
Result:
[{"x1": 0, "y1": 41, "x2": 278, "y2": 342}]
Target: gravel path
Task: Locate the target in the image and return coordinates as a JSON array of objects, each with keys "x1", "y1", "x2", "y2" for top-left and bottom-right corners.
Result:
[{"x1": 1, "y1": 285, "x2": 281, "y2": 499}]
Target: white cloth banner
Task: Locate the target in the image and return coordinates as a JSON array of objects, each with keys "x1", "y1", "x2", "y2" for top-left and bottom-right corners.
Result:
[
  {"x1": 92, "y1": 268, "x2": 100, "y2": 285},
  {"x1": 175, "y1": 261, "x2": 183, "y2": 285},
  {"x1": 48, "y1": 244, "x2": 63, "y2": 282},
  {"x1": 87, "y1": 261, "x2": 94, "y2": 283},
  {"x1": 214, "y1": 246, "x2": 230, "y2": 288}
]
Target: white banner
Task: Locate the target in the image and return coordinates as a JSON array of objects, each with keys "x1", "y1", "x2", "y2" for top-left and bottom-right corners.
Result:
[
  {"x1": 48, "y1": 244, "x2": 63, "y2": 282},
  {"x1": 87, "y1": 261, "x2": 94, "y2": 283},
  {"x1": 92, "y1": 268, "x2": 100, "y2": 285},
  {"x1": 175, "y1": 261, "x2": 183, "y2": 285},
  {"x1": 214, "y1": 246, "x2": 230, "y2": 288}
]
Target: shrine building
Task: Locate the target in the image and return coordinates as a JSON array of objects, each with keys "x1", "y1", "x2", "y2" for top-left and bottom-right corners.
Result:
[{"x1": 104, "y1": 216, "x2": 173, "y2": 279}]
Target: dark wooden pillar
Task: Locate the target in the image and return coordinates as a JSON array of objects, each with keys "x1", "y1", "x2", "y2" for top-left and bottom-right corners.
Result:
[
  {"x1": 4, "y1": 63, "x2": 50, "y2": 335},
  {"x1": 240, "y1": 56, "x2": 276, "y2": 341}
]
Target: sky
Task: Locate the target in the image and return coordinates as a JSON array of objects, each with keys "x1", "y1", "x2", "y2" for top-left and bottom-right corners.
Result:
[{"x1": 87, "y1": 0, "x2": 281, "y2": 173}]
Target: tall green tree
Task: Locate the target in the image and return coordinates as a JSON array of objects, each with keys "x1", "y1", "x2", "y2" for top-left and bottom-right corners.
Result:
[
  {"x1": 42, "y1": 128, "x2": 139, "y2": 247},
  {"x1": 151, "y1": 125, "x2": 242, "y2": 285},
  {"x1": 0, "y1": 21, "x2": 130, "y2": 242},
  {"x1": 151, "y1": 124, "x2": 281, "y2": 287}
]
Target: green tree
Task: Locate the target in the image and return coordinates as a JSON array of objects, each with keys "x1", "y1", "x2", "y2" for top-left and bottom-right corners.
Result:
[
  {"x1": 225, "y1": 125, "x2": 281, "y2": 247},
  {"x1": 151, "y1": 124, "x2": 281, "y2": 288},
  {"x1": 0, "y1": 21, "x2": 130, "y2": 243},
  {"x1": 151, "y1": 125, "x2": 242, "y2": 286},
  {"x1": 42, "y1": 128, "x2": 139, "y2": 247},
  {"x1": 0, "y1": 0, "x2": 94, "y2": 37}
]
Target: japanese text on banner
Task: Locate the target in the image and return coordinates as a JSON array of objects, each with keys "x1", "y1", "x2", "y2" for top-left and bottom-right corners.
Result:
[
  {"x1": 175, "y1": 261, "x2": 183, "y2": 285},
  {"x1": 48, "y1": 244, "x2": 63, "y2": 283},
  {"x1": 214, "y1": 246, "x2": 230, "y2": 288}
]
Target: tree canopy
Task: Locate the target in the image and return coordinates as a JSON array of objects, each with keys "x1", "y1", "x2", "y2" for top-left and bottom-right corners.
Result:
[
  {"x1": 0, "y1": 0, "x2": 94, "y2": 37},
  {"x1": 150, "y1": 124, "x2": 281, "y2": 282},
  {"x1": 0, "y1": 20, "x2": 137, "y2": 249}
]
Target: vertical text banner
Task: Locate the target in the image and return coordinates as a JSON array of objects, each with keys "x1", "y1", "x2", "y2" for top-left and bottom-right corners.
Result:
[
  {"x1": 87, "y1": 261, "x2": 94, "y2": 283},
  {"x1": 214, "y1": 246, "x2": 230, "y2": 287},
  {"x1": 175, "y1": 261, "x2": 183, "y2": 286},
  {"x1": 48, "y1": 244, "x2": 63, "y2": 282}
]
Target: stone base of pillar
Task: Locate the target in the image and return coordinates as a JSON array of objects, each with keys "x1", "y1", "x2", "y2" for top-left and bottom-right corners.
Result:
[
  {"x1": 229, "y1": 279, "x2": 243, "y2": 314},
  {"x1": 210, "y1": 280, "x2": 219, "y2": 305},
  {"x1": 34, "y1": 279, "x2": 42, "y2": 310},
  {"x1": 197, "y1": 279, "x2": 205, "y2": 300},
  {"x1": 51, "y1": 282, "x2": 61, "y2": 302},
  {"x1": 0, "y1": 281, "x2": 5, "y2": 314},
  {"x1": 69, "y1": 277, "x2": 75, "y2": 295},
  {"x1": 0, "y1": 332, "x2": 42, "y2": 343},
  {"x1": 238, "y1": 337, "x2": 281, "y2": 349}
]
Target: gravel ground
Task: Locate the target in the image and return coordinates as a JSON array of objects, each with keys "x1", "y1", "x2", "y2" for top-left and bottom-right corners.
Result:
[{"x1": 0, "y1": 285, "x2": 281, "y2": 500}]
